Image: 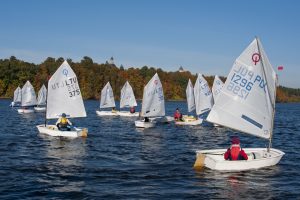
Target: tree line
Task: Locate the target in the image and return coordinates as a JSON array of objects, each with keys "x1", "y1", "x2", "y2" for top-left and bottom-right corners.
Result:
[{"x1": 0, "y1": 56, "x2": 298, "y2": 102}]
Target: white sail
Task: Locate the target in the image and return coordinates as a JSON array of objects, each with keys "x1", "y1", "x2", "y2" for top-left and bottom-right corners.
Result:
[
  {"x1": 46, "y1": 60, "x2": 86, "y2": 119},
  {"x1": 37, "y1": 84, "x2": 47, "y2": 106},
  {"x1": 186, "y1": 79, "x2": 195, "y2": 112},
  {"x1": 141, "y1": 73, "x2": 165, "y2": 117},
  {"x1": 194, "y1": 74, "x2": 213, "y2": 115},
  {"x1": 120, "y1": 81, "x2": 137, "y2": 108},
  {"x1": 100, "y1": 82, "x2": 116, "y2": 109},
  {"x1": 212, "y1": 75, "x2": 224, "y2": 102},
  {"x1": 21, "y1": 81, "x2": 37, "y2": 107},
  {"x1": 13, "y1": 86, "x2": 22, "y2": 103},
  {"x1": 207, "y1": 37, "x2": 276, "y2": 139}
]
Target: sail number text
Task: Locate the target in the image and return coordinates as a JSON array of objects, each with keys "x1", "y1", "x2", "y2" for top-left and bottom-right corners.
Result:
[
  {"x1": 226, "y1": 65, "x2": 267, "y2": 100},
  {"x1": 51, "y1": 77, "x2": 81, "y2": 98}
]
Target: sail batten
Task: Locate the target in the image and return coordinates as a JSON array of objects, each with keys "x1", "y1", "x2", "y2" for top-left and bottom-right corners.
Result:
[
  {"x1": 120, "y1": 81, "x2": 137, "y2": 108},
  {"x1": 207, "y1": 38, "x2": 276, "y2": 139},
  {"x1": 46, "y1": 61, "x2": 86, "y2": 119},
  {"x1": 100, "y1": 82, "x2": 116, "y2": 109},
  {"x1": 141, "y1": 73, "x2": 165, "y2": 117}
]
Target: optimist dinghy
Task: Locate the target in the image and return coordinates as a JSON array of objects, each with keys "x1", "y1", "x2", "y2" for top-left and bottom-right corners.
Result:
[
  {"x1": 118, "y1": 81, "x2": 139, "y2": 117},
  {"x1": 36, "y1": 61, "x2": 88, "y2": 138},
  {"x1": 211, "y1": 75, "x2": 224, "y2": 127},
  {"x1": 34, "y1": 84, "x2": 47, "y2": 112},
  {"x1": 10, "y1": 86, "x2": 22, "y2": 107},
  {"x1": 135, "y1": 73, "x2": 165, "y2": 128},
  {"x1": 176, "y1": 75, "x2": 213, "y2": 125},
  {"x1": 194, "y1": 37, "x2": 285, "y2": 171},
  {"x1": 17, "y1": 81, "x2": 37, "y2": 113},
  {"x1": 96, "y1": 82, "x2": 118, "y2": 116}
]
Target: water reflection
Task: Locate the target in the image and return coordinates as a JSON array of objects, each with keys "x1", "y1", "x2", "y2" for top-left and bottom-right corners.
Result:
[{"x1": 38, "y1": 134, "x2": 87, "y2": 193}]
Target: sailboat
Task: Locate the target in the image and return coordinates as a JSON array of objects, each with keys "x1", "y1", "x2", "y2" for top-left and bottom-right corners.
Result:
[
  {"x1": 135, "y1": 73, "x2": 165, "y2": 128},
  {"x1": 37, "y1": 61, "x2": 88, "y2": 138},
  {"x1": 175, "y1": 79, "x2": 202, "y2": 125},
  {"x1": 118, "y1": 81, "x2": 139, "y2": 117},
  {"x1": 212, "y1": 75, "x2": 224, "y2": 102},
  {"x1": 17, "y1": 81, "x2": 37, "y2": 113},
  {"x1": 193, "y1": 73, "x2": 213, "y2": 123},
  {"x1": 211, "y1": 75, "x2": 224, "y2": 127},
  {"x1": 96, "y1": 82, "x2": 118, "y2": 116},
  {"x1": 194, "y1": 37, "x2": 285, "y2": 171},
  {"x1": 34, "y1": 84, "x2": 47, "y2": 112},
  {"x1": 10, "y1": 86, "x2": 22, "y2": 107}
]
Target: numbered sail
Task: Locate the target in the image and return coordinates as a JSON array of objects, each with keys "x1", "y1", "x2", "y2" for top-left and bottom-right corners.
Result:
[
  {"x1": 212, "y1": 75, "x2": 224, "y2": 102},
  {"x1": 141, "y1": 73, "x2": 165, "y2": 117},
  {"x1": 207, "y1": 37, "x2": 276, "y2": 139},
  {"x1": 46, "y1": 60, "x2": 86, "y2": 119},
  {"x1": 186, "y1": 79, "x2": 195, "y2": 112},
  {"x1": 100, "y1": 82, "x2": 116, "y2": 109},
  {"x1": 21, "y1": 81, "x2": 37, "y2": 107},
  {"x1": 37, "y1": 84, "x2": 47, "y2": 106},
  {"x1": 13, "y1": 86, "x2": 22, "y2": 103},
  {"x1": 120, "y1": 81, "x2": 137, "y2": 108},
  {"x1": 194, "y1": 74, "x2": 213, "y2": 115}
]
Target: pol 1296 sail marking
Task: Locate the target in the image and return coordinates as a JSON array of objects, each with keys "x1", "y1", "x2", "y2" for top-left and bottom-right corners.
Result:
[
  {"x1": 226, "y1": 64, "x2": 267, "y2": 100},
  {"x1": 51, "y1": 76, "x2": 81, "y2": 98}
]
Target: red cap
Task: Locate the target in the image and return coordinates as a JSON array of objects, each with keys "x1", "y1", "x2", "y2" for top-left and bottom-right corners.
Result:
[{"x1": 231, "y1": 137, "x2": 240, "y2": 144}]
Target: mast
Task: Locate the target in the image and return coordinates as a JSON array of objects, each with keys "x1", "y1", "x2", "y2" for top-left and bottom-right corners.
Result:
[{"x1": 256, "y1": 37, "x2": 276, "y2": 152}]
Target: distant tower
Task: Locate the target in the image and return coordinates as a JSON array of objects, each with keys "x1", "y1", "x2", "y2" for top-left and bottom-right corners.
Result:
[
  {"x1": 179, "y1": 66, "x2": 185, "y2": 72},
  {"x1": 108, "y1": 56, "x2": 114, "y2": 65}
]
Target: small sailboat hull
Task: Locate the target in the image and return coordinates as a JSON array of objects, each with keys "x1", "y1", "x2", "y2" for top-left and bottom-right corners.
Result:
[
  {"x1": 18, "y1": 108, "x2": 35, "y2": 113},
  {"x1": 118, "y1": 111, "x2": 139, "y2": 117},
  {"x1": 175, "y1": 115, "x2": 202, "y2": 125},
  {"x1": 34, "y1": 107, "x2": 46, "y2": 112},
  {"x1": 96, "y1": 110, "x2": 119, "y2": 116},
  {"x1": 135, "y1": 120, "x2": 156, "y2": 128},
  {"x1": 194, "y1": 148, "x2": 285, "y2": 171},
  {"x1": 36, "y1": 124, "x2": 88, "y2": 138}
]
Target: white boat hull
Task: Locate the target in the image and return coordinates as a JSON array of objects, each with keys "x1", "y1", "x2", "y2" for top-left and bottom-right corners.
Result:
[
  {"x1": 194, "y1": 148, "x2": 285, "y2": 171},
  {"x1": 135, "y1": 120, "x2": 156, "y2": 128},
  {"x1": 17, "y1": 108, "x2": 35, "y2": 113},
  {"x1": 175, "y1": 116, "x2": 203, "y2": 126},
  {"x1": 96, "y1": 110, "x2": 118, "y2": 116},
  {"x1": 34, "y1": 107, "x2": 46, "y2": 112},
  {"x1": 36, "y1": 124, "x2": 88, "y2": 138},
  {"x1": 118, "y1": 111, "x2": 139, "y2": 117}
]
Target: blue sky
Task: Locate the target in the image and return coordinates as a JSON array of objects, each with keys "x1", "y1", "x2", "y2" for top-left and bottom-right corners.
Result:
[{"x1": 0, "y1": 0, "x2": 299, "y2": 87}]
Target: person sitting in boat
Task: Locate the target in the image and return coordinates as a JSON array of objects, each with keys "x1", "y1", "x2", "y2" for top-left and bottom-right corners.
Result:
[
  {"x1": 224, "y1": 136, "x2": 248, "y2": 161},
  {"x1": 174, "y1": 108, "x2": 183, "y2": 121},
  {"x1": 112, "y1": 107, "x2": 117, "y2": 113},
  {"x1": 144, "y1": 117, "x2": 150, "y2": 122},
  {"x1": 130, "y1": 106, "x2": 136, "y2": 113},
  {"x1": 56, "y1": 113, "x2": 72, "y2": 131}
]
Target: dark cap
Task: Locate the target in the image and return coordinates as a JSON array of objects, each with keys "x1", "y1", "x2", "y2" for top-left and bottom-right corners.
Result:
[{"x1": 231, "y1": 136, "x2": 240, "y2": 144}]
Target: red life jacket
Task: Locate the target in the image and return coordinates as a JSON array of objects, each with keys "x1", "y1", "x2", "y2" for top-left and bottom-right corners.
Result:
[{"x1": 230, "y1": 144, "x2": 241, "y2": 160}]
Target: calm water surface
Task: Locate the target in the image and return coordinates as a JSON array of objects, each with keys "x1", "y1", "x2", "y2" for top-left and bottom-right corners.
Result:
[{"x1": 0, "y1": 99, "x2": 300, "y2": 199}]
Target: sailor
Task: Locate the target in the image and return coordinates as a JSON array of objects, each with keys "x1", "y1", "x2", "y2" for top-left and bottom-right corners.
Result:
[
  {"x1": 56, "y1": 113, "x2": 72, "y2": 131},
  {"x1": 130, "y1": 106, "x2": 135, "y2": 113},
  {"x1": 174, "y1": 108, "x2": 183, "y2": 121},
  {"x1": 224, "y1": 136, "x2": 248, "y2": 161}
]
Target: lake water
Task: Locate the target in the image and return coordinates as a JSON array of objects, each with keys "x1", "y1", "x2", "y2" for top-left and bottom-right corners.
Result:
[{"x1": 0, "y1": 99, "x2": 300, "y2": 199}]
